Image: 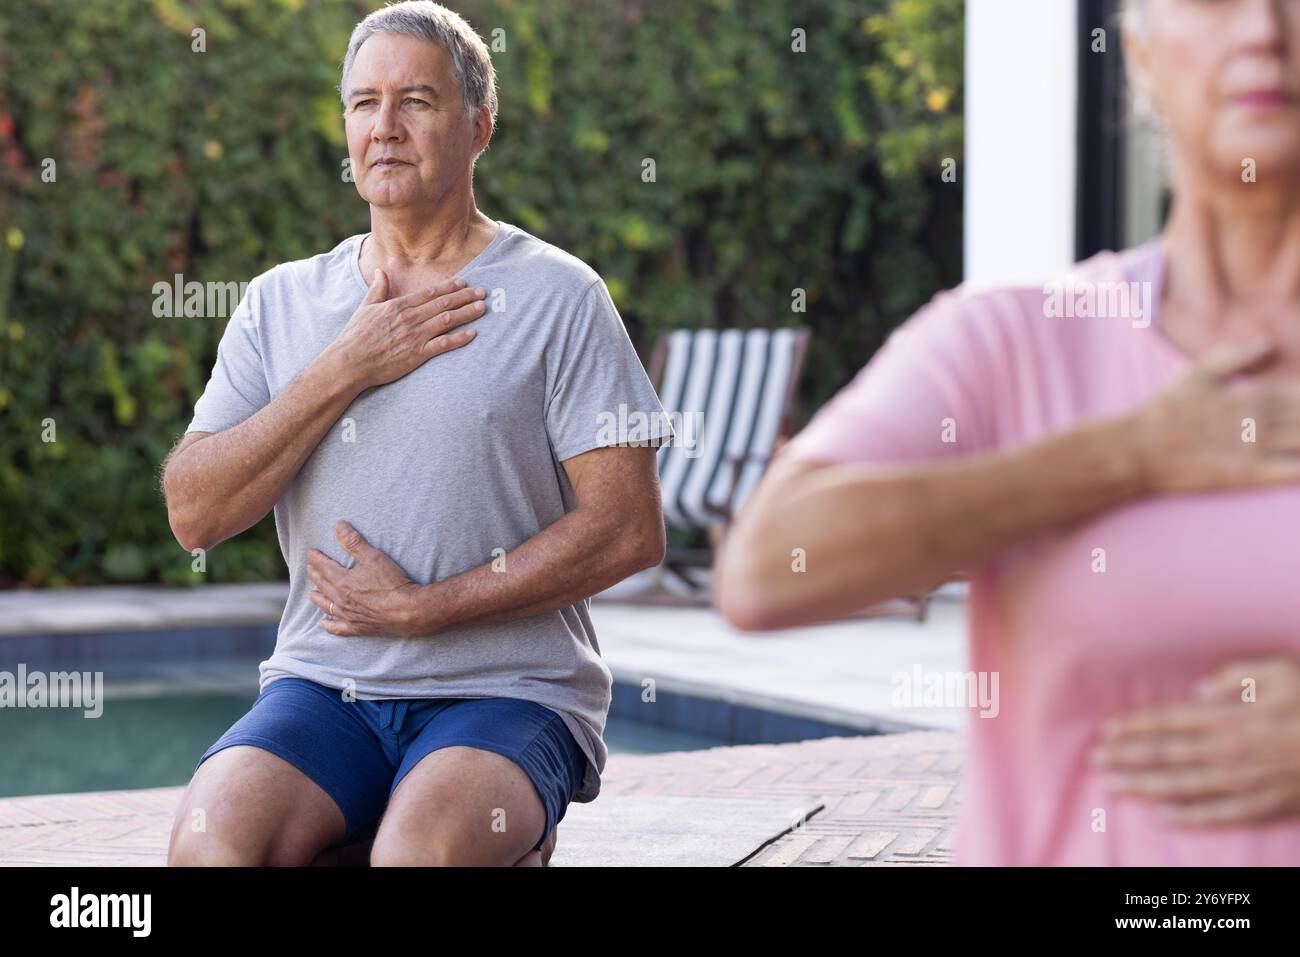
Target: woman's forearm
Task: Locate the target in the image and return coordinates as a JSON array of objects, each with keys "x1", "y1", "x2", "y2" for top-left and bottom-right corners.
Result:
[
  {"x1": 715, "y1": 412, "x2": 1151, "y2": 630},
  {"x1": 163, "y1": 345, "x2": 364, "y2": 552}
]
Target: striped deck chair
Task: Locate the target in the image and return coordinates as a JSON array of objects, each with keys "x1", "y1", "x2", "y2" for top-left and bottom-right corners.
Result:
[
  {"x1": 645, "y1": 326, "x2": 933, "y2": 621},
  {"x1": 646, "y1": 326, "x2": 810, "y2": 593}
]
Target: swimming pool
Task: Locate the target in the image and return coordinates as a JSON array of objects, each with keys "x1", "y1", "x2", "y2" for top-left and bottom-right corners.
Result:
[
  {"x1": 0, "y1": 618, "x2": 874, "y2": 799},
  {"x1": 0, "y1": 684, "x2": 733, "y2": 799}
]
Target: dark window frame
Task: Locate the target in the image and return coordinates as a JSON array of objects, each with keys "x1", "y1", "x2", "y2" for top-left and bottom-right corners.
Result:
[{"x1": 1075, "y1": 0, "x2": 1127, "y2": 259}]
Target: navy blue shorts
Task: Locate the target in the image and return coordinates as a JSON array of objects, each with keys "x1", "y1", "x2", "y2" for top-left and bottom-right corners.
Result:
[{"x1": 195, "y1": 676, "x2": 588, "y2": 852}]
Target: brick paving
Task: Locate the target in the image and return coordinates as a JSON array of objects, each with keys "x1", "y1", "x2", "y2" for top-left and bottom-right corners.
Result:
[
  {"x1": 600, "y1": 731, "x2": 960, "y2": 866},
  {"x1": 0, "y1": 730, "x2": 961, "y2": 866}
]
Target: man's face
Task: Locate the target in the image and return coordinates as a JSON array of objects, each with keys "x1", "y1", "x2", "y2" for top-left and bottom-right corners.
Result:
[{"x1": 343, "y1": 32, "x2": 487, "y2": 211}]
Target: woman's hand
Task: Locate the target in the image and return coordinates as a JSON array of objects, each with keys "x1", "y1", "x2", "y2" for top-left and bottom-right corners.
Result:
[
  {"x1": 1091, "y1": 657, "x2": 1300, "y2": 826},
  {"x1": 306, "y1": 520, "x2": 425, "y2": 637},
  {"x1": 1130, "y1": 337, "x2": 1300, "y2": 495}
]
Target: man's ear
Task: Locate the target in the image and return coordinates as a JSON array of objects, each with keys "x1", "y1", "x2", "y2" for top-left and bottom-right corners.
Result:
[{"x1": 472, "y1": 104, "x2": 493, "y2": 158}]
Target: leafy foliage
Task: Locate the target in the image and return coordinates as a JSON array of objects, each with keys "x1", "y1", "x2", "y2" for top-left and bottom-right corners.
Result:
[{"x1": 0, "y1": 0, "x2": 962, "y2": 586}]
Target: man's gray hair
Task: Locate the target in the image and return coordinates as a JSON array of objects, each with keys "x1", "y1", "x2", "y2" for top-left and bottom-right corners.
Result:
[{"x1": 339, "y1": 1, "x2": 498, "y2": 128}]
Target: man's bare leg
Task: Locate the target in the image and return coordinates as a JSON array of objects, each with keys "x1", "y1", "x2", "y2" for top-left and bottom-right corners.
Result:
[
  {"x1": 369, "y1": 746, "x2": 551, "y2": 866},
  {"x1": 308, "y1": 827, "x2": 555, "y2": 866},
  {"x1": 168, "y1": 745, "x2": 347, "y2": 866},
  {"x1": 511, "y1": 826, "x2": 559, "y2": 867}
]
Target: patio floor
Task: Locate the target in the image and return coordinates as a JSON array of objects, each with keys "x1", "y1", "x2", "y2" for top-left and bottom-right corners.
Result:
[
  {"x1": 0, "y1": 573, "x2": 970, "y2": 866},
  {"x1": 0, "y1": 729, "x2": 960, "y2": 866}
]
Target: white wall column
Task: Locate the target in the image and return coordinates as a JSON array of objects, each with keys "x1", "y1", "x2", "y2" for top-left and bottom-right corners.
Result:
[{"x1": 964, "y1": 0, "x2": 1079, "y2": 284}]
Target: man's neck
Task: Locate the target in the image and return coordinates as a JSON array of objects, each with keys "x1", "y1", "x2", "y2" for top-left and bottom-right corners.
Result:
[{"x1": 360, "y1": 202, "x2": 497, "y2": 286}]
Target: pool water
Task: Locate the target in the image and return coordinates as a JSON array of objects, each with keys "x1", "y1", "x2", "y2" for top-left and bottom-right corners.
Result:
[{"x1": 0, "y1": 690, "x2": 727, "y2": 799}]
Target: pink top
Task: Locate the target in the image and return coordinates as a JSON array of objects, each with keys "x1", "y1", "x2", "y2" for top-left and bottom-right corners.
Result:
[{"x1": 780, "y1": 237, "x2": 1300, "y2": 866}]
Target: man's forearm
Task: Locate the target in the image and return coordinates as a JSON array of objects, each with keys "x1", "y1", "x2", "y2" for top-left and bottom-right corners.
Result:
[
  {"x1": 404, "y1": 506, "x2": 659, "y2": 634},
  {"x1": 165, "y1": 345, "x2": 363, "y2": 551}
]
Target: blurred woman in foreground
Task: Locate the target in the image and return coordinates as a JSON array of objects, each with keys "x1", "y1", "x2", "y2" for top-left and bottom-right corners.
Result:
[{"x1": 716, "y1": 0, "x2": 1300, "y2": 865}]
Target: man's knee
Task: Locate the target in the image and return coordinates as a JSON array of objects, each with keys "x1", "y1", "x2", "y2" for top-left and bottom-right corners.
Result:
[
  {"x1": 369, "y1": 828, "x2": 463, "y2": 867},
  {"x1": 169, "y1": 746, "x2": 347, "y2": 867},
  {"x1": 168, "y1": 817, "x2": 322, "y2": 867},
  {"x1": 168, "y1": 821, "x2": 260, "y2": 866}
]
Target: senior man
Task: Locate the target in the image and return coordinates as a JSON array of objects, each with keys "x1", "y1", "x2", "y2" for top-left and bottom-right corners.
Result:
[{"x1": 162, "y1": 1, "x2": 672, "y2": 867}]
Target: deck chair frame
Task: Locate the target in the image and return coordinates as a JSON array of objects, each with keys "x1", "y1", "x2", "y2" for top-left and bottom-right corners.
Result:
[{"x1": 644, "y1": 326, "x2": 932, "y2": 622}]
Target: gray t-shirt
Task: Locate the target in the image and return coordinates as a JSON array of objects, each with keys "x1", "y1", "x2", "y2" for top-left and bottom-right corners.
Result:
[{"x1": 186, "y1": 221, "x2": 674, "y2": 802}]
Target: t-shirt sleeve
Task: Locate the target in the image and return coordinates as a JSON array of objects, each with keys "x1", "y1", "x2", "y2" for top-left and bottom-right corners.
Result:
[
  {"x1": 778, "y1": 288, "x2": 1000, "y2": 468},
  {"x1": 186, "y1": 277, "x2": 270, "y2": 434},
  {"x1": 545, "y1": 277, "x2": 676, "y2": 462}
]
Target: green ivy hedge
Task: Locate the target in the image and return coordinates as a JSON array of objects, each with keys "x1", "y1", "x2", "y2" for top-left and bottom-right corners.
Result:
[{"x1": 0, "y1": 0, "x2": 962, "y2": 587}]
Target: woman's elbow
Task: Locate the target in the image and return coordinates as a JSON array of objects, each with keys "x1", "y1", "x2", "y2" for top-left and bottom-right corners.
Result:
[
  {"x1": 713, "y1": 553, "x2": 793, "y2": 633},
  {"x1": 717, "y1": 587, "x2": 778, "y2": 633}
]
